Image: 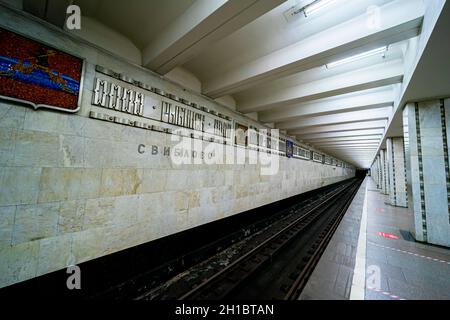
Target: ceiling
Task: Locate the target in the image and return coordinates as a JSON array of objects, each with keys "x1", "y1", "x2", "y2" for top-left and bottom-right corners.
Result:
[
  {"x1": 19, "y1": 0, "x2": 449, "y2": 168},
  {"x1": 379, "y1": 0, "x2": 450, "y2": 150},
  {"x1": 73, "y1": 0, "x2": 196, "y2": 49}
]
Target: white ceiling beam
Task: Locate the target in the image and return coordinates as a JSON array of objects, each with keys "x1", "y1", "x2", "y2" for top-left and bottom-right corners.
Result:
[
  {"x1": 289, "y1": 120, "x2": 387, "y2": 135},
  {"x1": 322, "y1": 146, "x2": 378, "y2": 150},
  {"x1": 305, "y1": 135, "x2": 383, "y2": 142},
  {"x1": 278, "y1": 106, "x2": 392, "y2": 130},
  {"x1": 317, "y1": 145, "x2": 379, "y2": 149},
  {"x1": 142, "y1": 0, "x2": 285, "y2": 74},
  {"x1": 296, "y1": 129, "x2": 385, "y2": 139},
  {"x1": 330, "y1": 159, "x2": 374, "y2": 161},
  {"x1": 323, "y1": 146, "x2": 378, "y2": 150},
  {"x1": 316, "y1": 149, "x2": 378, "y2": 154},
  {"x1": 325, "y1": 157, "x2": 375, "y2": 161},
  {"x1": 318, "y1": 152, "x2": 377, "y2": 157},
  {"x1": 323, "y1": 153, "x2": 376, "y2": 157},
  {"x1": 258, "y1": 86, "x2": 394, "y2": 123},
  {"x1": 203, "y1": 0, "x2": 424, "y2": 98},
  {"x1": 321, "y1": 147, "x2": 378, "y2": 151},
  {"x1": 314, "y1": 140, "x2": 381, "y2": 146},
  {"x1": 237, "y1": 59, "x2": 403, "y2": 113}
]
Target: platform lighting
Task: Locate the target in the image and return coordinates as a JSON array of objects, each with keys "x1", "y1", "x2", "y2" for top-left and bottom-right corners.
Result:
[
  {"x1": 303, "y1": 0, "x2": 337, "y2": 16},
  {"x1": 326, "y1": 46, "x2": 388, "y2": 69}
]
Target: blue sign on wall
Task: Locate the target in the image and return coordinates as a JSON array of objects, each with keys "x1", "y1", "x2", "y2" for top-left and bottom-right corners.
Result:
[{"x1": 286, "y1": 140, "x2": 294, "y2": 158}]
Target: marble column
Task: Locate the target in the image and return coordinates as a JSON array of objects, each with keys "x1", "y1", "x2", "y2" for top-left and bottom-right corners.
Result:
[
  {"x1": 387, "y1": 137, "x2": 407, "y2": 207},
  {"x1": 377, "y1": 154, "x2": 382, "y2": 189},
  {"x1": 403, "y1": 99, "x2": 450, "y2": 247},
  {"x1": 371, "y1": 157, "x2": 379, "y2": 187},
  {"x1": 380, "y1": 149, "x2": 389, "y2": 195}
]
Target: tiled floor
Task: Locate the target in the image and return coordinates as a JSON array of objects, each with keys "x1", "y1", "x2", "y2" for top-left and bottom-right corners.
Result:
[
  {"x1": 365, "y1": 178, "x2": 450, "y2": 300},
  {"x1": 300, "y1": 177, "x2": 450, "y2": 300},
  {"x1": 299, "y1": 178, "x2": 367, "y2": 300}
]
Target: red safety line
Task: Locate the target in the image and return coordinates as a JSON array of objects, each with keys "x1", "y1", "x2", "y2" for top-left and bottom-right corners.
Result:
[
  {"x1": 368, "y1": 241, "x2": 450, "y2": 265},
  {"x1": 366, "y1": 286, "x2": 406, "y2": 300}
]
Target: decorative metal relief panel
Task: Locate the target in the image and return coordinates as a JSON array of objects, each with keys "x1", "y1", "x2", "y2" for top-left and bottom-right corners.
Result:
[
  {"x1": 313, "y1": 152, "x2": 323, "y2": 163},
  {"x1": 235, "y1": 123, "x2": 248, "y2": 146},
  {"x1": 92, "y1": 66, "x2": 233, "y2": 138}
]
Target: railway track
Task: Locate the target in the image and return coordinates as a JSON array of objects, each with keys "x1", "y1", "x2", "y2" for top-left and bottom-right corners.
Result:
[
  {"x1": 172, "y1": 179, "x2": 362, "y2": 300},
  {"x1": 284, "y1": 180, "x2": 360, "y2": 299},
  {"x1": 131, "y1": 180, "x2": 353, "y2": 300}
]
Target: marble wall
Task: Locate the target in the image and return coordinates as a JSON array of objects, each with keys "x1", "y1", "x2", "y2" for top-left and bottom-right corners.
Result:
[{"x1": 0, "y1": 7, "x2": 354, "y2": 288}]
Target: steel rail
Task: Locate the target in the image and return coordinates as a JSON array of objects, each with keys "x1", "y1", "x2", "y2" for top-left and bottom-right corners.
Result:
[
  {"x1": 284, "y1": 181, "x2": 362, "y2": 300},
  {"x1": 179, "y1": 180, "x2": 358, "y2": 300}
]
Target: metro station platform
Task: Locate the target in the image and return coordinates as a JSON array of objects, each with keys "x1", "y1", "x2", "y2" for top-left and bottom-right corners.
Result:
[
  {"x1": 300, "y1": 177, "x2": 450, "y2": 300},
  {"x1": 2, "y1": 1, "x2": 450, "y2": 308}
]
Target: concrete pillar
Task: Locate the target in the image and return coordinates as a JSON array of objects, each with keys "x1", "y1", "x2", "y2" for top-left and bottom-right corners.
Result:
[
  {"x1": 387, "y1": 137, "x2": 408, "y2": 207},
  {"x1": 377, "y1": 154, "x2": 382, "y2": 189},
  {"x1": 372, "y1": 156, "x2": 379, "y2": 187},
  {"x1": 403, "y1": 99, "x2": 450, "y2": 247},
  {"x1": 371, "y1": 161, "x2": 375, "y2": 184},
  {"x1": 371, "y1": 162, "x2": 375, "y2": 182},
  {"x1": 380, "y1": 149, "x2": 389, "y2": 195}
]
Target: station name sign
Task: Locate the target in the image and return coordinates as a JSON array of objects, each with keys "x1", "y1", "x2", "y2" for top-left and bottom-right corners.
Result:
[
  {"x1": 88, "y1": 66, "x2": 353, "y2": 169},
  {"x1": 91, "y1": 66, "x2": 232, "y2": 138}
]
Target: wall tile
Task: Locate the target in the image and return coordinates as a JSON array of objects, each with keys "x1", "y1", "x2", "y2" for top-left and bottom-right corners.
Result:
[
  {"x1": 13, "y1": 130, "x2": 59, "y2": 167},
  {"x1": 418, "y1": 101, "x2": 441, "y2": 128},
  {"x1": 0, "y1": 205, "x2": 15, "y2": 247},
  {"x1": 58, "y1": 134, "x2": 85, "y2": 167},
  {"x1": 0, "y1": 167, "x2": 41, "y2": 206},
  {"x1": 0, "y1": 127, "x2": 16, "y2": 166},
  {"x1": 12, "y1": 203, "x2": 60, "y2": 245},
  {"x1": 0, "y1": 241, "x2": 39, "y2": 288},
  {"x1": 84, "y1": 197, "x2": 115, "y2": 229},
  {"x1": 71, "y1": 227, "x2": 109, "y2": 264},
  {"x1": 0, "y1": 102, "x2": 26, "y2": 129},
  {"x1": 38, "y1": 168, "x2": 82, "y2": 203},
  {"x1": 84, "y1": 137, "x2": 115, "y2": 168},
  {"x1": 23, "y1": 109, "x2": 66, "y2": 133},
  {"x1": 58, "y1": 200, "x2": 86, "y2": 234},
  {"x1": 422, "y1": 156, "x2": 446, "y2": 185},
  {"x1": 37, "y1": 234, "x2": 73, "y2": 276},
  {"x1": 100, "y1": 168, "x2": 142, "y2": 197},
  {"x1": 141, "y1": 169, "x2": 167, "y2": 193},
  {"x1": 112, "y1": 195, "x2": 139, "y2": 227}
]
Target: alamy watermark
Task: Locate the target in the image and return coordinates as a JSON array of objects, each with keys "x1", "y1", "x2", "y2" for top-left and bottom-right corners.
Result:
[
  {"x1": 366, "y1": 5, "x2": 381, "y2": 30},
  {"x1": 366, "y1": 264, "x2": 381, "y2": 290},
  {"x1": 66, "y1": 255, "x2": 81, "y2": 290},
  {"x1": 66, "y1": 5, "x2": 81, "y2": 30},
  {"x1": 138, "y1": 126, "x2": 282, "y2": 176}
]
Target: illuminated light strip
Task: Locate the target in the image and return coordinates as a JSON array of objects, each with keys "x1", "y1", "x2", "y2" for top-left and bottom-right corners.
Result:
[
  {"x1": 326, "y1": 46, "x2": 387, "y2": 69},
  {"x1": 304, "y1": 0, "x2": 337, "y2": 16},
  {"x1": 366, "y1": 287, "x2": 406, "y2": 300},
  {"x1": 368, "y1": 241, "x2": 450, "y2": 265}
]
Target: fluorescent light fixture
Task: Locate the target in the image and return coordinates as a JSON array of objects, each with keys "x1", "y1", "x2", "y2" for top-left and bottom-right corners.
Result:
[
  {"x1": 326, "y1": 46, "x2": 388, "y2": 69},
  {"x1": 304, "y1": 0, "x2": 336, "y2": 16}
]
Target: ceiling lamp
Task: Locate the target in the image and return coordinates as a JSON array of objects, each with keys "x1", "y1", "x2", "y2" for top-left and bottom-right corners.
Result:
[
  {"x1": 304, "y1": 0, "x2": 337, "y2": 17},
  {"x1": 326, "y1": 46, "x2": 388, "y2": 69}
]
